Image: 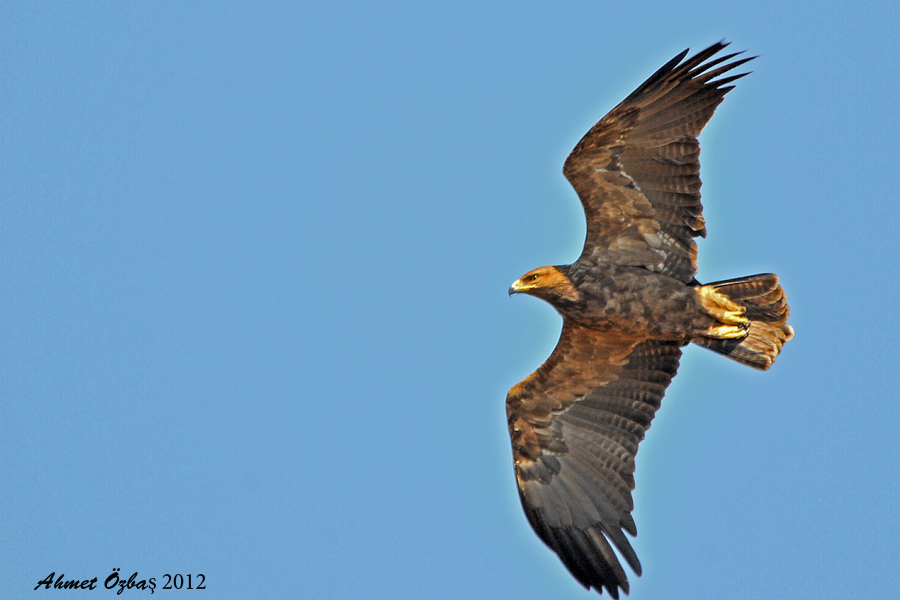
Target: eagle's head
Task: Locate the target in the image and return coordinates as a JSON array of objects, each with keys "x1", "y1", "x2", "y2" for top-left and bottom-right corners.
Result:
[{"x1": 509, "y1": 266, "x2": 580, "y2": 304}]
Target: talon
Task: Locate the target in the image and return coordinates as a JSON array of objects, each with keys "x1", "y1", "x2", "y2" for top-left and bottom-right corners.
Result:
[
  {"x1": 719, "y1": 309, "x2": 749, "y2": 325},
  {"x1": 707, "y1": 324, "x2": 748, "y2": 339}
]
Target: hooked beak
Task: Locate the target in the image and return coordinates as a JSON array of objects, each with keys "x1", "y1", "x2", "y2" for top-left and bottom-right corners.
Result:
[{"x1": 508, "y1": 278, "x2": 524, "y2": 297}]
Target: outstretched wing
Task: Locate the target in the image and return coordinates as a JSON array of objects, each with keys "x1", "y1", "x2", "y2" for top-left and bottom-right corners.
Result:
[
  {"x1": 507, "y1": 323, "x2": 682, "y2": 598},
  {"x1": 563, "y1": 41, "x2": 753, "y2": 282}
]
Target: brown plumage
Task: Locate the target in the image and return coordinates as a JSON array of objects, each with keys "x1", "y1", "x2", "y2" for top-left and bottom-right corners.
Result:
[{"x1": 506, "y1": 41, "x2": 793, "y2": 597}]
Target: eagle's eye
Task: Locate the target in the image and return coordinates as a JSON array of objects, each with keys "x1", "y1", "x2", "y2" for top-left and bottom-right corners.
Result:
[{"x1": 527, "y1": 274, "x2": 540, "y2": 282}]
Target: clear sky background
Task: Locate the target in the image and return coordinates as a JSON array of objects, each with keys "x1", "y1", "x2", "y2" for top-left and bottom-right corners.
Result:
[{"x1": 2, "y1": 2, "x2": 898, "y2": 599}]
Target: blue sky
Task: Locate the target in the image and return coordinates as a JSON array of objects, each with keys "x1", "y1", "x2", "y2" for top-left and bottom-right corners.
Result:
[{"x1": 2, "y1": 1, "x2": 898, "y2": 598}]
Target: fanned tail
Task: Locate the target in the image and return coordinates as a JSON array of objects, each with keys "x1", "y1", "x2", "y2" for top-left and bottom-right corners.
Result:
[{"x1": 693, "y1": 273, "x2": 793, "y2": 370}]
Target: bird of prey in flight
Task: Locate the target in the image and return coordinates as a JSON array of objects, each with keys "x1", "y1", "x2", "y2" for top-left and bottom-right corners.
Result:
[{"x1": 506, "y1": 41, "x2": 793, "y2": 597}]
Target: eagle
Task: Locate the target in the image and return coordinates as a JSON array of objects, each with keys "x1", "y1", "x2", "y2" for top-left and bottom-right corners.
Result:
[{"x1": 506, "y1": 41, "x2": 793, "y2": 597}]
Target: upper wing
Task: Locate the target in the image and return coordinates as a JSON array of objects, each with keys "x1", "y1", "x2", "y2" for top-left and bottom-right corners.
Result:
[
  {"x1": 507, "y1": 323, "x2": 682, "y2": 598},
  {"x1": 563, "y1": 41, "x2": 753, "y2": 282}
]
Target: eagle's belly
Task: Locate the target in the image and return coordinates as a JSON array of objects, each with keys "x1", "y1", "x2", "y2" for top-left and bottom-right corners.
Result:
[{"x1": 563, "y1": 265, "x2": 706, "y2": 340}]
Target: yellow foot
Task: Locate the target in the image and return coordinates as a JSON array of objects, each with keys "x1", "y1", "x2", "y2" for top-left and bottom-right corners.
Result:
[
  {"x1": 706, "y1": 324, "x2": 748, "y2": 339},
  {"x1": 698, "y1": 286, "x2": 749, "y2": 325}
]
